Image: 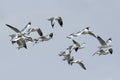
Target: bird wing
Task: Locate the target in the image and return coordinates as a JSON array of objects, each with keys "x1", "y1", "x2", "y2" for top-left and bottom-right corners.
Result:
[
  {"x1": 72, "y1": 39, "x2": 80, "y2": 46},
  {"x1": 57, "y1": 17, "x2": 63, "y2": 27},
  {"x1": 97, "y1": 36, "x2": 106, "y2": 45},
  {"x1": 109, "y1": 48, "x2": 113, "y2": 54},
  {"x1": 37, "y1": 28, "x2": 43, "y2": 36},
  {"x1": 78, "y1": 62, "x2": 86, "y2": 70},
  {"x1": 88, "y1": 31, "x2": 96, "y2": 38},
  {"x1": 92, "y1": 49, "x2": 104, "y2": 56},
  {"x1": 6, "y1": 24, "x2": 21, "y2": 33},
  {"x1": 21, "y1": 22, "x2": 31, "y2": 32}
]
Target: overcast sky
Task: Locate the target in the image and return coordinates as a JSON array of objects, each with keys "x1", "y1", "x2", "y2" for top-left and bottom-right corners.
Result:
[{"x1": 0, "y1": 0, "x2": 120, "y2": 80}]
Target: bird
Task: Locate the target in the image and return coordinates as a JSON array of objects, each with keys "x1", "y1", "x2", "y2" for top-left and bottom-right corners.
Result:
[
  {"x1": 6, "y1": 22, "x2": 34, "y2": 43},
  {"x1": 96, "y1": 35, "x2": 112, "y2": 49},
  {"x1": 55, "y1": 16, "x2": 63, "y2": 27},
  {"x1": 72, "y1": 39, "x2": 85, "y2": 52},
  {"x1": 71, "y1": 59, "x2": 86, "y2": 70},
  {"x1": 92, "y1": 48, "x2": 113, "y2": 56},
  {"x1": 66, "y1": 27, "x2": 96, "y2": 39},
  {"x1": 33, "y1": 28, "x2": 53, "y2": 43},
  {"x1": 48, "y1": 16, "x2": 63, "y2": 28}
]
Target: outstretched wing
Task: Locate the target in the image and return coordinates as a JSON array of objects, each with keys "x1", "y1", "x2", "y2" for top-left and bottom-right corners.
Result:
[
  {"x1": 72, "y1": 39, "x2": 80, "y2": 46},
  {"x1": 97, "y1": 36, "x2": 106, "y2": 45},
  {"x1": 6, "y1": 24, "x2": 21, "y2": 33},
  {"x1": 21, "y1": 22, "x2": 31, "y2": 32},
  {"x1": 78, "y1": 62, "x2": 86, "y2": 70},
  {"x1": 88, "y1": 31, "x2": 96, "y2": 38}
]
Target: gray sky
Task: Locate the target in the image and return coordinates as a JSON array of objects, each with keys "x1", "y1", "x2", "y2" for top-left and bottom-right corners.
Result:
[{"x1": 0, "y1": 0, "x2": 120, "y2": 80}]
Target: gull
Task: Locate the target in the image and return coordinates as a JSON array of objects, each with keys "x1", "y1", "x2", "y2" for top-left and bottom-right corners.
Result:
[
  {"x1": 71, "y1": 59, "x2": 86, "y2": 70},
  {"x1": 33, "y1": 28, "x2": 53, "y2": 43},
  {"x1": 66, "y1": 27, "x2": 96, "y2": 39},
  {"x1": 6, "y1": 22, "x2": 34, "y2": 43},
  {"x1": 6, "y1": 22, "x2": 38, "y2": 44},
  {"x1": 55, "y1": 16, "x2": 63, "y2": 27},
  {"x1": 48, "y1": 17, "x2": 55, "y2": 28},
  {"x1": 58, "y1": 50, "x2": 74, "y2": 65},
  {"x1": 72, "y1": 39, "x2": 85, "y2": 52},
  {"x1": 96, "y1": 35, "x2": 112, "y2": 49},
  {"x1": 92, "y1": 48, "x2": 113, "y2": 56}
]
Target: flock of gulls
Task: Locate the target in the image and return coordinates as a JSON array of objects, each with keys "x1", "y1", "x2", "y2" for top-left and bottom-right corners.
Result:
[{"x1": 5, "y1": 16, "x2": 113, "y2": 70}]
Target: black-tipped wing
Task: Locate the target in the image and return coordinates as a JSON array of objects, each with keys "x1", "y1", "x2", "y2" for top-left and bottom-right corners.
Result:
[
  {"x1": 109, "y1": 48, "x2": 113, "y2": 54},
  {"x1": 88, "y1": 31, "x2": 96, "y2": 38},
  {"x1": 97, "y1": 36, "x2": 106, "y2": 45},
  {"x1": 75, "y1": 47, "x2": 79, "y2": 52},
  {"x1": 58, "y1": 17, "x2": 63, "y2": 27},
  {"x1": 72, "y1": 39, "x2": 80, "y2": 46},
  {"x1": 21, "y1": 22, "x2": 31, "y2": 32},
  {"x1": 37, "y1": 28, "x2": 43, "y2": 36},
  {"x1": 6, "y1": 24, "x2": 21, "y2": 33},
  {"x1": 78, "y1": 62, "x2": 86, "y2": 70}
]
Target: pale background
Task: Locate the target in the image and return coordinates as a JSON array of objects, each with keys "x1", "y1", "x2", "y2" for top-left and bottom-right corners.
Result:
[{"x1": 0, "y1": 0, "x2": 119, "y2": 80}]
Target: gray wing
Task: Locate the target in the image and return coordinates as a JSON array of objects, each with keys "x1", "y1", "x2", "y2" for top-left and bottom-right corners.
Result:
[
  {"x1": 97, "y1": 36, "x2": 106, "y2": 45},
  {"x1": 6, "y1": 24, "x2": 21, "y2": 33},
  {"x1": 88, "y1": 31, "x2": 96, "y2": 38},
  {"x1": 78, "y1": 62, "x2": 86, "y2": 70},
  {"x1": 72, "y1": 39, "x2": 80, "y2": 46},
  {"x1": 21, "y1": 22, "x2": 31, "y2": 32}
]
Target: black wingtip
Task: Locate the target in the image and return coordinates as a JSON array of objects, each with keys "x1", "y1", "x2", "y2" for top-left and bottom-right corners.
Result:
[
  {"x1": 49, "y1": 33, "x2": 53, "y2": 38},
  {"x1": 28, "y1": 22, "x2": 31, "y2": 25},
  {"x1": 24, "y1": 45, "x2": 27, "y2": 49},
  {"x1": 109, "y1": 48, "x2": 113, "y2": 54}
]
